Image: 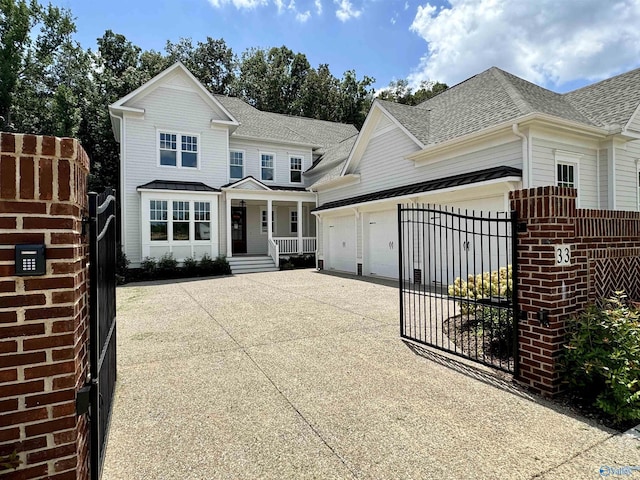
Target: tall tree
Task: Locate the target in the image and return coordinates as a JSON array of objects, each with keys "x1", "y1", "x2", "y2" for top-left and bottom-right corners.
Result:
[
  {"x1": 0, "y1": 0, "x2": 75, "y2": 130},
  {"x1": 378, "y1": 78, "x2": 448, "y2": 106},
  {"x1": 165, "y1": 37, "x2": 235, "y2": 94}
]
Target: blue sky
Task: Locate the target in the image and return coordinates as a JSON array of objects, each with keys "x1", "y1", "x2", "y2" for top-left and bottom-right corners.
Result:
[{"x1": 50, "y1": 0, "x2": 640, "y2": 93}]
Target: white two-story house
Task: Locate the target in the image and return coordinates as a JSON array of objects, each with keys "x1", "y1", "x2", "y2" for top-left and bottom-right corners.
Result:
[{"x1": 109, "y1": 62, "x2": 357, "y2": 272}]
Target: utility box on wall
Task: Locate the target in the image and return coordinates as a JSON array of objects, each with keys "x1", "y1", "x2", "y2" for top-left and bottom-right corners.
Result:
[{"x1": 14, "y1": 244, "x2": 46, "y2": 276}]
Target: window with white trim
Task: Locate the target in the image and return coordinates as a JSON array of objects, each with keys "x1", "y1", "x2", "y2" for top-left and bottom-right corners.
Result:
[
  {"x1": 229, "y1": 151, "x2": 244, "y2": 179},
  {"x1": 150, "y1": 200, "x2": 168, "y2": 241},
  {"x1": 194, "y1": 202, "x2": 211, "y2": 240},
  {"x1": 172, "y1": 201, "x2": 190, "y2": 241},
  {"x1": 290, "y1": 157, "x2": 302, "y2": 183},
  {"x1": 290, "y1": 210, "x2": 298, "y2": 234},
  {"x1": 159, "y1": 132, "x2": 198, "y2": 168},
  {"x1": 260, "y1": 209, "x2": 276, "y2": 234},
  {"x1": 557, "y1": 163, "x2": 575, "y2": 188},
  {"x1": 261, "y1": 153, "x2": 274, "y2": 181}
]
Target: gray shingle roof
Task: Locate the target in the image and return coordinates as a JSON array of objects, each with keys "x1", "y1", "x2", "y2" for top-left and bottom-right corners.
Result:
[
  {"x1": 387, "y1": 66, "x2": 640, "y2": 148},
  {"x1": 564, "y1": 67, "x2": 640, "y2": 129},
  {"x1": 213, "y1": 95, "x2": 358, "y2": 148}
]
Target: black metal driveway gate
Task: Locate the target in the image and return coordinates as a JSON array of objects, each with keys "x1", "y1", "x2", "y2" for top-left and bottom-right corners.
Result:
[
  {"x1": 88, "y1": 189, "x2": 117, "y2": 480},
  {"x1": 398, "y1": 204, "x2": 519, "y2": 374}
]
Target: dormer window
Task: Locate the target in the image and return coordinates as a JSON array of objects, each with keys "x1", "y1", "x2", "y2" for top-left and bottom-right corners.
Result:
[{"x1": 159, "y1": 131, "x2": 199, "y2": 168}]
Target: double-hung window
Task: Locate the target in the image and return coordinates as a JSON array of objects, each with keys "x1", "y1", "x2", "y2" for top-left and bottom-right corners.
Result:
[
  {"x1": 194, "y1": 202, "x2": 211, "y2": 240},
  {"x1": 261, "y1": 153, "x2": 274, "y2": 181},
  {"x1": 150, "y1": 201, "x2": 168, "y2": 241},
  {"x1": 260, "y1": 209, "x2": 276, "y2": 234},
  {"x1": 290, "y1": 210, "x2": 298, "y2": 234},
  {"x1": 290, "y1": 156, "x2": 302, "y2": 183},
  {"x1": 172, "y1": 201, "x2": 190, "y2": 240},
  {"x1": 159, "y1": 132, "x2": 198, "y2": 168},
  {"x1": 230, "y1": 151, "x2": 244, "y2": 180},
  {"x1": 557, "y1": 163, "x2": 575, "y2": 188}
]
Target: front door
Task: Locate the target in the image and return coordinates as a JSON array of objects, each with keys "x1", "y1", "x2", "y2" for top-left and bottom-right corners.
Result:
[{"x1": 231, "y1": 206, "x2": 247, "y2": 254}]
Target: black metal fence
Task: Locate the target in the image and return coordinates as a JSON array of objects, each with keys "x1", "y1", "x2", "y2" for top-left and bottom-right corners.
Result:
[
  {"x1": 88, "y1": 189, "x2": 117, "y2": 480},
  {"x1": 398, "y1": 204, "x2": 519, "y2": 374}
]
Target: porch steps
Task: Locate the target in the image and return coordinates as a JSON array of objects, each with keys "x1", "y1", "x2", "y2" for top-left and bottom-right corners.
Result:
[{"x1": 228, "y1": 256, "x2": 279, "y2": 274}]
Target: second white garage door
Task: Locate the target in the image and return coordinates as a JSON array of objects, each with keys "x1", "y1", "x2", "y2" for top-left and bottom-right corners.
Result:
[{"x1": 366, "y1": 210, "x2": 399, "y2": 279}]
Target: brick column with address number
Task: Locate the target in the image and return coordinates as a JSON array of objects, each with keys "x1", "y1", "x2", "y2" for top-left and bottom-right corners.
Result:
[
  {"x1": 0, "y1": 133, "x2": 91, "y2": 479},
  {"x1": 509, "y1": 186, "x2": 579, "y2": 396},
  {"x1": 510, "y1": 186, "x2": 640, "y2": 396}
]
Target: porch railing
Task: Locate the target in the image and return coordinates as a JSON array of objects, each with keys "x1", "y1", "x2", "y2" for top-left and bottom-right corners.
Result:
[
  {"x1": 273, "y1": 237, "x2": 316, "y2": 254},
  {"x1": 268, "y1": 238, "x2": 279, "y2": 268}
]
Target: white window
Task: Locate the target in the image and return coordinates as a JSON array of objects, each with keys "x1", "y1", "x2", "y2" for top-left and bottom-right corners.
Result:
[
  {"x1": 290, "y1": 156, "x2": 302, "y2": 183},
  {"x1": 150, "y1": 200, "x2": 168, "y2": 241},
  {"x1": 260, "y1": 209, "x2": 276, "y2": 234},
  {"x1": 172, "y1": 201, "x2": 190, "y2": 241},
  {"x1": 194, "y1": 202, "x2": 211, "y2": 240},
  {"x1": 159, "y1": 132, "x2": 198, "y2": 168},
  {"x1": 261, "y1": 153, "x2": 274, "y2": 181},
  {"x1": 290, "y1": 210, "x2": 298, "y2": 234},
  {"x1": 230, "y1": 151, "x2": 244, "y2": 180},
  {"x1": 557, "y1": 163, "x2": 575, "y2": 188}
]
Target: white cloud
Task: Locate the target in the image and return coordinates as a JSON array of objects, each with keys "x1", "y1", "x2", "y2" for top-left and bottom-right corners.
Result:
[
  {"x1": 208, "y1": 0, "x2": 311, "y2": 20},
  {"x1": 390, "y1": 16, "x2": 396, "y2": 24},
  {"x1": 408, "y1": 0, "x2": 640, "y2": 90},
  {"x1": 404, "y1": 1, "x2": 409, "y2": 10},
  {"x1": 315, "y1": 0, "x2": 323, "y2": 14},
  {"x1": 297, "y1": 10, "x2": 312, "y2": 21},
  {"x1": 208, "y1": 0, "x2": 268, "y2": 8},
  {"x1": 335, "y1": 0, "x2": 362, "y2": 22}
]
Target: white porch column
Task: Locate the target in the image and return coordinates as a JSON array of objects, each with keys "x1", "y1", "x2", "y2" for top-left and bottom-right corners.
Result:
[
  {"x1": 226, "y1": 196, "x2": 233, "y2": 258},
  {"x1": 297, "y1": 200, "x2": 303, "y2": 254},
  {"x1": 267, "y1": 199, "x2": 273, "y2": 241}
]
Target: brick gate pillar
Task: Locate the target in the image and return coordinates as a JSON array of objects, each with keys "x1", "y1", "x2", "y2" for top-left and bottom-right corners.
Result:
[
  {"x1": 0, "y1": 133, "x2": 90, "y2": 479},
  {"x1": 509, "y1": 186, "x2": 578, "y2": 396}
]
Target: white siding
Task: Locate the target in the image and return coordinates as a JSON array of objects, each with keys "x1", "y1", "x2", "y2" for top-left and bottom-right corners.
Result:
[
  {"x1": 615, "y1": 140, "x2": 640, "y2": 211},
  {"x1": 228, "y1": 138, "x2": 313, "y2": 187},
  {"x1": 319, "y1": 127, "x2": 521, "y2": 205},
  {"x1": 122, "y1": 84, "x2": 230, "y2": 264},
  {"x1": 627, "y1": 109, "x2": 640, "y2": 134},
  {"x1": 530, "y1": 138, "x2": 599, "y2": 208},
  {"x1": 246, "y1": 204, "x2": 266, "y2": 254},
  {"x1": 599, "y1": 148, "x2": 609, "y2": 209}
]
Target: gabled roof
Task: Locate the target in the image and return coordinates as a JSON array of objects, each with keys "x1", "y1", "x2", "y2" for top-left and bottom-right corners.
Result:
[
  {"x1": 110, "y1": 62, "x2": 239, "y2": 126},
  {"x1": 137, "y1": 180, "x2": 220, "y2": 192},
  {"x1": 314, "y1": 166, "x2": 522, "y2": 212},
  {"x1": 221, "y1": 176, "x2": 307, "y2": 192}
]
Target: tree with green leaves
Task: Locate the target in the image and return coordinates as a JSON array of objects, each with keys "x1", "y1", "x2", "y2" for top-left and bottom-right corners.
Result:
[{"x1": 378, "y1": 78, "x2": 448, "y2": 106}]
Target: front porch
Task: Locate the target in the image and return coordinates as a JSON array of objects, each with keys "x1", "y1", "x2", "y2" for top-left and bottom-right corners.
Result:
[{"x1": 223, "y1": 181, "x2": 317, "y2": 266}]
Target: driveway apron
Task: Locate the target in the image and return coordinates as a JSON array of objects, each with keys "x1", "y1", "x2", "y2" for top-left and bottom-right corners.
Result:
[{"x1": 103, "y1": 270, "x2": 640, "y2": 480}]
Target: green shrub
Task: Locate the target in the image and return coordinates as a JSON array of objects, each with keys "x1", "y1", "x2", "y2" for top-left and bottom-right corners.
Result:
[
  {"x1": 562, "y1": 292, "x2": 640, "y2": 422},
  {"x1": 157, "y1": 252, "x2": 178, "y2": 273},
  {"x1": 212, "y1": 255, "x2": 231, "y2": 275},
  {"x1": 183, "y1": 256, "x2": 198, "y2": 275},
  {"x1": 141, "y1": 257, "x2": 157, "y2": 275},
  {"x1": 199, "y1": 253, "x2": 216, "y2": 275},
  {"x1": 116, "y1": 249, "x2": 130, "y2": 284}
]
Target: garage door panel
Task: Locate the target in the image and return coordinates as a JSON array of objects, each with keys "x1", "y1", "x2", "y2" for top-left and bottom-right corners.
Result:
[
  {"x1": 367, "y1": 210, "x2": 398, "y2": 279},
  {"x1": 327, "y1": 216, "x2": 355, "y2": 273}
]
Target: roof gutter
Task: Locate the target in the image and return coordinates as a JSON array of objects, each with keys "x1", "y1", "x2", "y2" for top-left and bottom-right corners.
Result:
[{"x1": 512, "y1": 124, "x2": 530, "y2": 188}]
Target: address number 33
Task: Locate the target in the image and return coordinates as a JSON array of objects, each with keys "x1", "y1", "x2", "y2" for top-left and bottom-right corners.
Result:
[{"x1": 555, "y1": 245, "x2": 571, "y2": 266}]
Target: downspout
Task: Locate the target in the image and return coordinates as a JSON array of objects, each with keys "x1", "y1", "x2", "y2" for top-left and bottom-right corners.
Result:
[
  {"x1": 596, "y1": 149, "x2": 600, "y2": 209},
  {"x1": 512, "y1": 124, "x2": 529, "y2": 188}
]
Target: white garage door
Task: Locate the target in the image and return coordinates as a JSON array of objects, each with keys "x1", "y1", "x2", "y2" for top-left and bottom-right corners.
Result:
[
  {"x1": 327, "y1": 215, "x2": 355, "y2": 273},
  {"x1": 367, "y1": 210, "x2": 398, "y2": 279}
]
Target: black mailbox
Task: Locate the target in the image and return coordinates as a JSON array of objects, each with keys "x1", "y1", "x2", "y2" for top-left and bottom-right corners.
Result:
[{"x1": 15, "y1": 244, "x2": 46, "y2": 276}]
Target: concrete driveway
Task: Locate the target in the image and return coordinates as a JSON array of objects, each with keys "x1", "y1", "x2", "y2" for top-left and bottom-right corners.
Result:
[{"x1": 103, "y1": 270, "x2": 640, "y2": 480}]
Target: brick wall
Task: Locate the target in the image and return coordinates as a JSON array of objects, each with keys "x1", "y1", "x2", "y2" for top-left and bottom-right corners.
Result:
[
  {"x1": 0, "y1": 133, "x2": 90, "y2": 479},
  {"x1": 510, "y1": 186, "x2": 640, "y2": 396}
]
